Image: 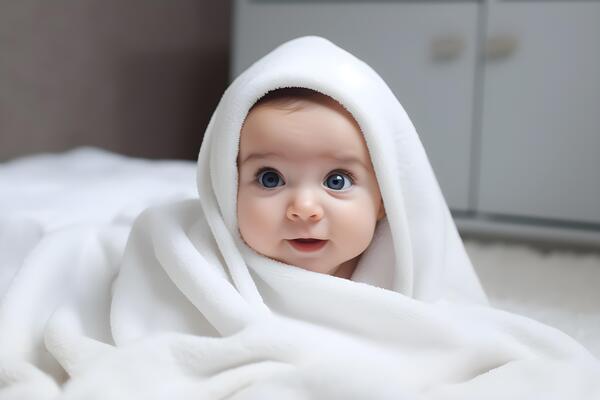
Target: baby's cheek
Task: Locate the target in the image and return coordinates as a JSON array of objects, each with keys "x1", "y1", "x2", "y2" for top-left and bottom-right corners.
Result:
[
  {"x1": 332, "y1": 195, "x2": 379, "y2": 249},
  {"x1": 238, "y1": 193, "x2": 279, "y2": 243}
]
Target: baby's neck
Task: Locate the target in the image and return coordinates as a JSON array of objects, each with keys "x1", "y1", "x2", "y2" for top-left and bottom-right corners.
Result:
[{"x1": 333, "y1": 255, "x2": 361, "y2": 280}]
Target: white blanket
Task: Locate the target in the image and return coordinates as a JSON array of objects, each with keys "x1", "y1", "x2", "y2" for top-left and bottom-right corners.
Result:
[{"x1": 1, "y1": 37, "x2": 599, "y2": 399}]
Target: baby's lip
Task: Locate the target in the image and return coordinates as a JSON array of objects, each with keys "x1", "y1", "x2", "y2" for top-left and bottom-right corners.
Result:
[
  {"x1": 288, "y1": 238, "x2": 327, "y2": 241},
  {"x1": 287, "y1": 238, "x2": 328, "y2": 252}
]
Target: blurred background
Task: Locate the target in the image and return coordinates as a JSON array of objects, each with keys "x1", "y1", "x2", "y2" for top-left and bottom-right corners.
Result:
[
  {"x1": 0, "y1": 0, "x2": 231, "y2": 161},
  {"x1": 1, "y1": 0, "x2": 599, "y2": 248}
]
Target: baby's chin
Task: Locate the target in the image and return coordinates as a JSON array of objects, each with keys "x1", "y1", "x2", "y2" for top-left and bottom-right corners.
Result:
[
  {"x1": 242, "y1": 240, "x2": 342, "y2": 276},
  {"x1": 251, "y1": 250, "x2": 329, "y2": 273},
  {"x1": 274, "y1": 256, "x2": 340, "y2": 276}
]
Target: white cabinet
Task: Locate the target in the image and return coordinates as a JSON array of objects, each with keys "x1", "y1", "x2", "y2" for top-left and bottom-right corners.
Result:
[
  {"x1": 233, "y1": 0, "x2": 600, "y2": 244},
  {"x1": 478, "y1": 1, "x2": 600, "y2": 225}
]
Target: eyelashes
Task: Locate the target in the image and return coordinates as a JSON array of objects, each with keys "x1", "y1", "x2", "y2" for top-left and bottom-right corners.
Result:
[{"x1": 254, "y1": 166, "x2": 356, "y2": 190}]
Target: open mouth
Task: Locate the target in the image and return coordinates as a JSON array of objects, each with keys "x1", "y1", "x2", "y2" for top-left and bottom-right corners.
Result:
[{"x1": 288, "y1": 238, "x2": 328, "y2": 252}]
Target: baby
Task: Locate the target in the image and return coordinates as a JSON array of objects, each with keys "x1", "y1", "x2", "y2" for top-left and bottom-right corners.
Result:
[{"x1": 237, "y1": 87, "x2": 386, "y2": 279}]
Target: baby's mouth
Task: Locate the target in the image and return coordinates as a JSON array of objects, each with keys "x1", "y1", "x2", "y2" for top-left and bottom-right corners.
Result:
[{"x1": 288, "y1": 238, "x2": 328, "y2": 252}]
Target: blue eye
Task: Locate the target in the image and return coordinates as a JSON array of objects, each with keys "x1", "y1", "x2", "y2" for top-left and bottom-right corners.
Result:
[
  {"x1": 257, "y1": 169, "x2": 284, "y2": 189},
  {"x1": 324, "y1": 171, "x2": 353, "y2": 191}
]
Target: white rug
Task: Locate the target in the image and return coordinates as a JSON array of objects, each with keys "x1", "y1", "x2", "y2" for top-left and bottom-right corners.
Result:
[{"x1": 465, "y1": 239, "x2": 600, "y2": 358}]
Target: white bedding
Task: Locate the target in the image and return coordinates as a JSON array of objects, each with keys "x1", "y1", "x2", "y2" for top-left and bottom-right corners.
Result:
[{"x1": 1, "y1": 147, "x2": 599, "y2": 399}]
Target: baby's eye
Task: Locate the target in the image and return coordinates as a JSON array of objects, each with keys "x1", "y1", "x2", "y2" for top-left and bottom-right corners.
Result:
[
  {"x1": 256, "y1": 169, "x2": 284, "y2": 189},
  {"x1": 323, "y1": 171, "x2": 353, "y2": 191}
]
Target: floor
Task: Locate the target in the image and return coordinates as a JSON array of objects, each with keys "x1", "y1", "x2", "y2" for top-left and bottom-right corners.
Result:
[{"x1": 464, "y1": 238, "x2": 600, "y2": 358}]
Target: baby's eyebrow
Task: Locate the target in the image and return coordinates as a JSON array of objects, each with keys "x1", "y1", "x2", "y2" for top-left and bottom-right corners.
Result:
[
  {"x1": 323, "y1": 154, "x2": 368, "y2": 169},
  {"x1": 240, "y1": 152, "x2": 281, "y2": 164},
  {"x1": 240, "y1": 152, "x2": 368, "y2": 169}
]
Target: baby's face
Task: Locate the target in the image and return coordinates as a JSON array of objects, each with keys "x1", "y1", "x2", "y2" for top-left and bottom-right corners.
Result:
[{"x1": 236, "y1": 97, "x2": 385, "y2": 278}]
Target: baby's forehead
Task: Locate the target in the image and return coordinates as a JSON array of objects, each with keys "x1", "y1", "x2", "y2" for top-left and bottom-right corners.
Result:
[
  {"x1": 238, "y1": 98, "x2": 374, "y2": 168},
  {"x1": 238, "y1": 134, "x2": 372, "y2": 174}
]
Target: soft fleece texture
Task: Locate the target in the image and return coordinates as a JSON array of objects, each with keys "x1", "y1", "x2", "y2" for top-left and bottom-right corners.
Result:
[{"x1": 1, "y1": 37, "x2": 599, "y2": 399}]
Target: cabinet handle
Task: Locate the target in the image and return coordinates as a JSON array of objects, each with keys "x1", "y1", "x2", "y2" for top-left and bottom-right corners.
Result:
[
  {"x1": 431, "y1": 35, "x2": 464, "y2": 62},
  {"x1": 485, "y1": 34, "x2": 519, "y2": 61}
]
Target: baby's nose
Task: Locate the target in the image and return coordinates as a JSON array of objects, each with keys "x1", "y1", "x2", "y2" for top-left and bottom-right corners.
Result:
[{"x1": 286, "y1": 190, "x2": 323, "y2": 222}]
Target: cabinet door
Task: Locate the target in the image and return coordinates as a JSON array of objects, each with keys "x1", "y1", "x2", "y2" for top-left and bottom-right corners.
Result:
[
  {"x1": 233, "y1": 0, "x2": 479, "y2": 211},
  {"x1": 478, "y1": 1, "x2": 600, "y2": 224}
]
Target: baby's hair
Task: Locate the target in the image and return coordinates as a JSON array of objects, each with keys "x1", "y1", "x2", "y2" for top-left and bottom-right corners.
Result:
[{"x1": 250, "y1": 87, "x2": 333, "y2": 113}]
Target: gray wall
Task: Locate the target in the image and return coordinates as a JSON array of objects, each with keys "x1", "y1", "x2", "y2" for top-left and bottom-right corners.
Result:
[{"x1": 0, "y1": 0, "x2": 231, "y2": 161}]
